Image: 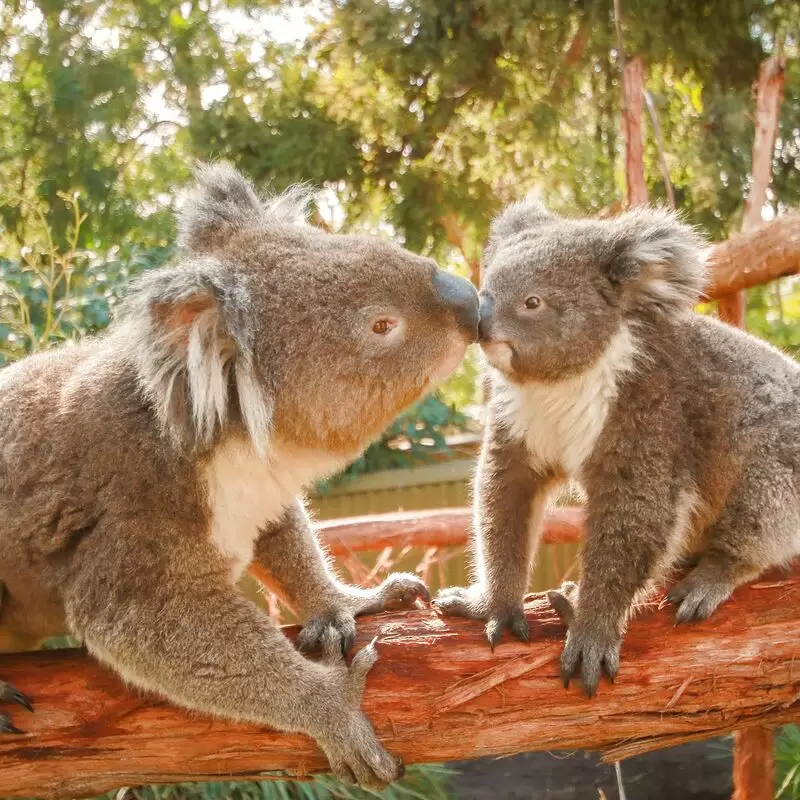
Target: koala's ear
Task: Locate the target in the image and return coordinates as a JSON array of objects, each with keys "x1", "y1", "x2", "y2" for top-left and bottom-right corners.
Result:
[
  {"x1": 485, "y1": 200, "x2": 554, "y2": 260},
  {"x1": 177, "y1": 162, "x2": 313, "y2": 253},
  {"x1": 119, "y1": 263, "x2": 272, "y2": 455},
  {"x1": 604, "y1": 207, "x2": 709, "y2": 312}
]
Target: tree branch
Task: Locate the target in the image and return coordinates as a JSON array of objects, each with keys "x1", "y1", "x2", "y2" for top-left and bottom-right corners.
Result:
[{"x1": 2, "y1": 561, "x2": 800, "y2": 799}]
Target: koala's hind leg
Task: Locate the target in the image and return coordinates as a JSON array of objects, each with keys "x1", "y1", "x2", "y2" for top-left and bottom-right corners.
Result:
[
  {"x1": 253, "y1": 500, "x2": 429, "y2": 655},
  {"x1": 668, "y1": 464, "x2": 799, "y2": 625}
]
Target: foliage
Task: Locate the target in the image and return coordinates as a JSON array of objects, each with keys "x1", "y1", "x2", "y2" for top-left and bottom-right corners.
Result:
[
  {"x1": 745, "y1": 278, "x2": 800, "y2": 359},
  {"x1": 94, "y1": 764, "x2": 456, "y2": 800},
  {"x1": 776, "y1": 724, "x2": 800, "y2": 798},
  {"x1": 0, "y1": 193, "x2": 173, "y2": 364}
]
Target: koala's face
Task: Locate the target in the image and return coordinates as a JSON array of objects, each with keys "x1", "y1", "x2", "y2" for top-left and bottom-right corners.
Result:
[
  {"x1": 125, "y1": 164, "x2": 479, "y2": 457},
  {"x1": 479, "y1": 219, "x2": 625, "y2": 383},
  {"x1": 236, "y1": 230, "x2": 478, "y2": 452},
  {"x1": 478, "y1": 202, "x2": 707, "y2": 384}
]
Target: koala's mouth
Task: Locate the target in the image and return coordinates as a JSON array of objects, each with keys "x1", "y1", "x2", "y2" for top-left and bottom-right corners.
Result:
[
  {"x1": 480, "y1": 340, "x2": 514, "y2": 373},
  {"x1": 429, "y1": 336, "x2": 470, "y2": 385}
]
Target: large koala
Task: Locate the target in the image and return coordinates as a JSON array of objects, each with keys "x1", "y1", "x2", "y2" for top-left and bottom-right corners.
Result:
[{"x1": 0, "y1": 164, "x2": 478, "y2": 788}]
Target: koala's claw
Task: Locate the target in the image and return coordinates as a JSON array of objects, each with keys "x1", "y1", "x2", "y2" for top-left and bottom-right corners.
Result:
[
  {"x1": 0, "y1": 681, "x2": 32, "y2": 713},
  {"x1": 357, "y1": 572, "x2": 430, "y2": 616},
  {"x1": 485, "y1": 608, "x2": 529, "y2": 649},
  {"x1": 298, "y1": 610, "x2": 357, "y2": 656},
  {"x1": 316, "y1": 637, "x2": 404, "y2": 790},
  {"x1": 433, "y1": 586, "x2": 528, "y2": 647},
  {"x1": 0, "y1": 713, "x2": 23, "y2": 735},
  {"x1": 559, "y1": 625, "x2": 621, "y2": 697},
  {"x1": 432, "y1": 585, "x2": 476, "y2": 617},
  {"x1": 0, "y1": 680, "x2": 33, "y2": 734},
  {"x1": 667, "y1": 575, "x2": 733, "y2": 626}
]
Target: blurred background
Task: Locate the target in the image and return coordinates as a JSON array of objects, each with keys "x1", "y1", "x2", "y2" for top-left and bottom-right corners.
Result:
[{"x1": 0, "y1": 0, "x2": 799, "y2": 798}]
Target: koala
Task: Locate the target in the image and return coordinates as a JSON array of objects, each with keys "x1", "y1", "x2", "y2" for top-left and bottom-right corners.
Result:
[
  {"x1": 434, "y1": 200, "x2": 800, "y2": 697},
  {"x1": 0, "y1": 163, "x2": 478, "y2": 787}
]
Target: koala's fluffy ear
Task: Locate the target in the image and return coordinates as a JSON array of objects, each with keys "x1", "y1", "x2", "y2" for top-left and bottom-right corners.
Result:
[
  {"x1": 119, "y1": 263, "x2": 272, "y2": 455},
  {"x1": 177, "y1": 162, "x2": 313, "y2": 253},
  {"x1": 485, "y1": 199, "x2": 554, "y2": 260},
  {"x1": 605, "y1": 207, "x2": 709, "y2": 312}
]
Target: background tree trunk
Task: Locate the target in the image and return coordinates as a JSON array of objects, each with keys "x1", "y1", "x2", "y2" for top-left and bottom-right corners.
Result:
[{"x1": 717, "y1": 53, "x2": 787, "y2": 326}]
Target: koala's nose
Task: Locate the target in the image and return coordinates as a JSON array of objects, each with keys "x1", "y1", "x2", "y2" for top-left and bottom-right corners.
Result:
[
  {"x1": 478, "y1": 294, "x2": 494, "y2": 341},
  {"x1": 433, "y1": 270, "x2": 479, "y2": 341}
]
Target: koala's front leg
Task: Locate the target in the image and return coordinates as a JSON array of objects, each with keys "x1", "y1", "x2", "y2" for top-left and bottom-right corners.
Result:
[
  {"x1": 433, "y1": 427, "x2": 555, "y2": 647},
  {"x1": 65, "y1": 535, "x2": 403, "y2": 790},
  {"x1": 549, "y1": 475, "x2": 677, "y2": 697},
  {"x1": 253, "y1": 501, "x2": 429, "y2": 654}
]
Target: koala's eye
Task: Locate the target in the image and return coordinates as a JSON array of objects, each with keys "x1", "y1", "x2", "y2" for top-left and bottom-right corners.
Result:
[
  {"x1": 372, "y1": 318, "x2": 397, "y2": 335},
  {"x1": 524, "y1": 295, "x2": 542, "y2": 310}
]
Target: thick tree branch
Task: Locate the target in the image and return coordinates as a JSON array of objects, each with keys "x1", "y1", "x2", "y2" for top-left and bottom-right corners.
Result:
[
  {"x1": 705, "y1": 213, "x2": 800, "y2": 299},
  {"x1": 2, "y1": 562, "x2": 800, "y2": 799}
]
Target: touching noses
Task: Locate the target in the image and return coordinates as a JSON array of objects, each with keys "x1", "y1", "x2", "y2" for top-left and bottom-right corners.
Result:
[
  {"x1": 478, "y1": 293, "x2": 494, "y2": 341},
  {"x1": 433, "y1": 270, "x2": 479, "y2": 342}
]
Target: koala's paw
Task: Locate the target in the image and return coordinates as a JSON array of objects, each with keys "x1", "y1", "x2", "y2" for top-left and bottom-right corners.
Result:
[
  {"x1": 298, "y1": 610, "x2": 357, "y2": 656},
  {"x1": 355, "y1": 572, "x2": 430, "y2": 617},
  {"x1": 315, "y1": 633, "x2": 404, "y2": 790},
  {"x1": 0, "y1": 679, "x2": 33, "y2": 734},
  {"x1": 667, "y1": 572, "x2": 734, "y2": 625},
  {"x1": 559, "y1": 620, "x2": 621, "y2": 698},
  {"x1": 433, "y1": 586, "x2": 528, "y2": 648},
  {"x1": 546, "y1": 581, "x2": 580, "y2": 628}
]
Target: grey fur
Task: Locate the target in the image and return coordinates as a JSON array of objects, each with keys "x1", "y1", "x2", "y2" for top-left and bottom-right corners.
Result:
[
  {"x1": 0, "y1": 164, "x2": 478, "y2": 787},
  {"x1": 435, "y1": 201, "x2": 800, "y2": 697},
  {"x1": 177, "y1": 162, "x2": 313, "y2": 253}
]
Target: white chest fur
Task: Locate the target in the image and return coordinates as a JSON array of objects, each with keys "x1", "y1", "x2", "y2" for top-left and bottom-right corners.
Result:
[
  {"x1": 203, "y1": 437, "x2": 346, "y2": 580},
  {"x1": 498, "y1": 326, "x2": 637, "y2": 476}
]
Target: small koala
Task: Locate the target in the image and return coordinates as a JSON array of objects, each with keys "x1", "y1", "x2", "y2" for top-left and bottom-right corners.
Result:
[
  {"x1": 434, "y1": 199, "x2": 800, "y2": 696},
  {"x1": 0, "y1": 163, "x2": 478, "y2": 787}
]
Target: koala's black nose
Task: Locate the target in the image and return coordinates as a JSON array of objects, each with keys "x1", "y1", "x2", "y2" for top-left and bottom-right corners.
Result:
[
  {"x1": 478, "y1": 294, "x2": 494, "y2": 341},
  {"x1": 433, "y1": 270, "x2": 479, "y2": 341}
]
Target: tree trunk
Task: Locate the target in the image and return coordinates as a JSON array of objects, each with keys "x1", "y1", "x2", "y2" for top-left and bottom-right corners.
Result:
[
  {"x1": 545, "y1": 20, "x2": 590, "y2": 107},
  {"x1": 2, "y1": 563, "x2": 800, "y2": 799},
  {"x1": 717, "y1": 53, "x2": 786, "y2": 327},
  {"x1": 733, "y1": 726, "x2": 775, "y2": 800},
  {"x1": 620, "y1": 56, "x2": 648, "y2": 207}
]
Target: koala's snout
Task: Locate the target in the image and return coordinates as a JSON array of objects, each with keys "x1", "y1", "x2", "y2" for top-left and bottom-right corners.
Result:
[
  {"x1": 478, "y1": 293, "x2": 494, "y2": 342},
  {"x1": 433, "y1": 270, "x2": 479, "y2": 341}
]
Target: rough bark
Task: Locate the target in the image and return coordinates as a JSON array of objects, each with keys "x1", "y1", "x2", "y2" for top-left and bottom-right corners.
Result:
[
  {"x1": 620, "y1": 56, "x2": 648, "y2": 207},
  {"x1": 2, "y1": 565, "x2": 800, "y2": 799}
]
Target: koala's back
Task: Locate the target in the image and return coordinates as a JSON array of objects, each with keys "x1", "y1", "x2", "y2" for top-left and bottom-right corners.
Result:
[
  {"x1": 615, "y1": 313, "x2": 800, "y2": 500},
  {"x1": 678, "y1": 314, "x2": 800, "y2": 436},
  {"x1": 0, "y1": 342, "x2": 197, "y2": 642}
]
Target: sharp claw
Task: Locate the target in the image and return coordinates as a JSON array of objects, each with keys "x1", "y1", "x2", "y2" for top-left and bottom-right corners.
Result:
[
  {"x1": 0, "y1": 715, "x2": 23, "y2": 734},
  {"x1": 11, "y1": 690, "x2": 33, "y2": 713}
]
